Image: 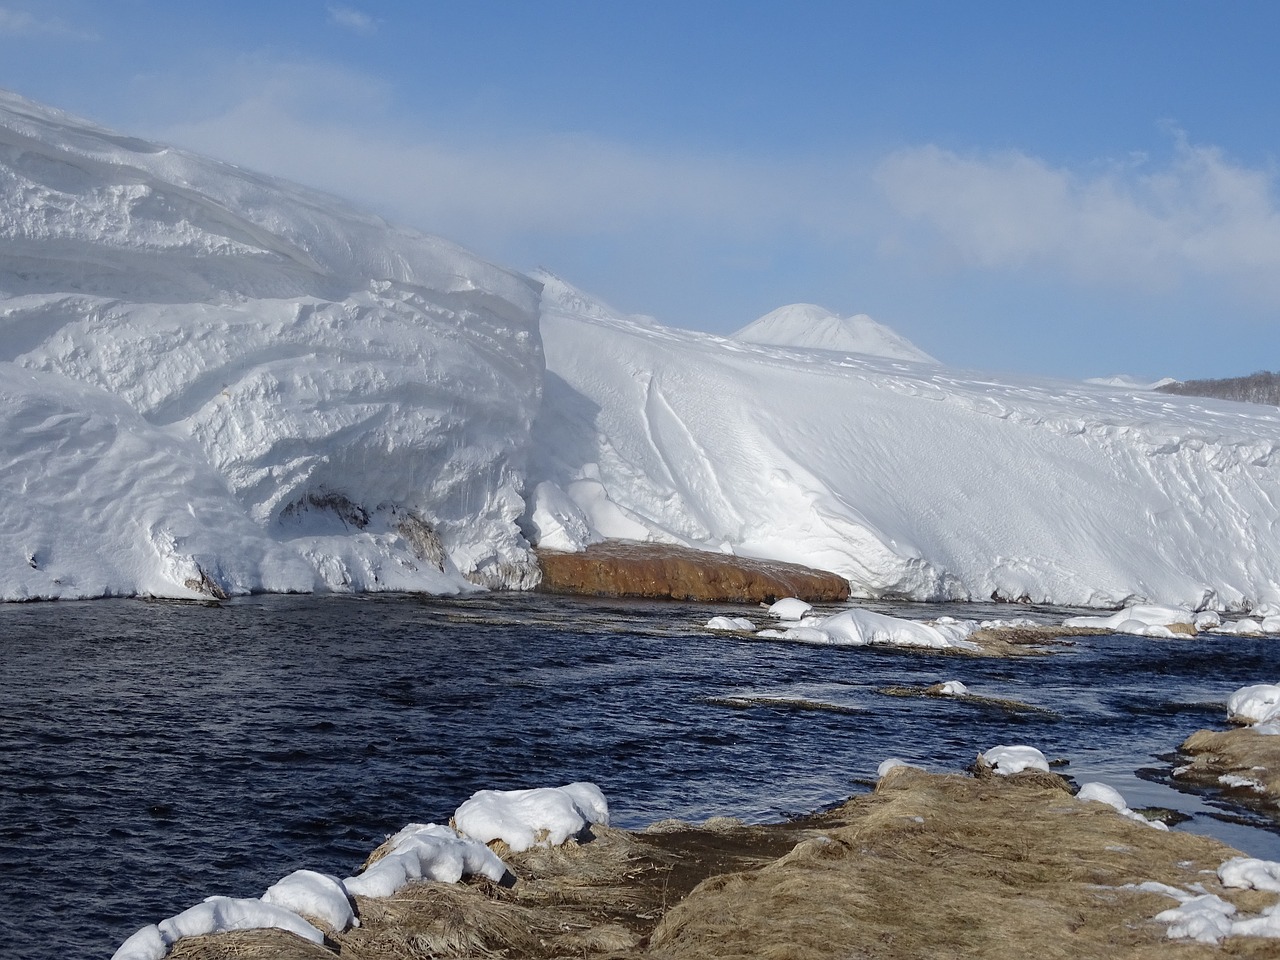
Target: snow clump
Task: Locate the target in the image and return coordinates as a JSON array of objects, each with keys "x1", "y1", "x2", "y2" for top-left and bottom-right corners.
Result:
[
  {"x1": 453, "y1": 782, "x2": 610, "y2": 852},
  {"x1": 112, "y1": 898, "x2": 324, "y2": 960},
  {"x1": 261, "y1": 870, "x2": 358, "y2": 931},
  {"x1": 980, "y1": 745, "x2": 1050, "y2": 775},
  {"x1": 1220, "y1": 857, "x2": 1280, "y2": 893},
  {"x1": 877, "y1": 758, "x2": 923, "y2": 778},
  {"x1": 1227, "y1": 684, "x2": 1280, "y2": 725},
  {"x1": 1140, "y1": 859, "x2": 1280, "y2": 943},
  {"x1": 1076, "y1": 782, "x2": 1168, "y2": 830},
  {"x1": 767, "y1": 597, "x2": 813, "y2": 620},
  {"x1": 343, "y1": 822, "x2": 508, "y2": 898},
  {"x1": 706, "y1": 616, "x2": 756, "y2": 631}
]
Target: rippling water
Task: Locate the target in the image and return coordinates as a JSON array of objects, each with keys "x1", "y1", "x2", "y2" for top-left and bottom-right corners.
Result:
[{"x1": 1, "y1": 592, "x2": 1277, "y2": 960}]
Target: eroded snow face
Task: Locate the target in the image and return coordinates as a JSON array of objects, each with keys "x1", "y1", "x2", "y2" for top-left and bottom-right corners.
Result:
[
  {"x1": 0, "y1": 90, "x2": 544, "y2": 599},
  {"x1": 531, "y1": 273, "x2": 1280, "y2": 612}
]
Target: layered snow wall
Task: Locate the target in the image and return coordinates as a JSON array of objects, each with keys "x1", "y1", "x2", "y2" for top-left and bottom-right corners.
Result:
[
  {"x1": 529, "y1": 274, "x2": 1280, "y2": 612},
  {"x1": 0, "y1": 90, "x2": 543, "y2": 599}
]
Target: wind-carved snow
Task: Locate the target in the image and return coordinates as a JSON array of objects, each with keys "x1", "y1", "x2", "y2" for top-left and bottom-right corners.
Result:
[
  {"x1": 732, "y1": 302, "x2": 938, "y2": 364},
  {"x1": 530, "y1": 273, "x2": 1280, "y2": 611},
  {"x1": 0, "y1": 89, "x2": 543, "y2": 600}
]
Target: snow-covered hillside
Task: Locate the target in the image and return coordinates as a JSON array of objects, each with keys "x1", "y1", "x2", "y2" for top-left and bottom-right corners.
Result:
[
  {"x1": 732, "y1": 303, "x2": 937, "y2": 364},
  {"x1": 6, "y1": 89, "x2": 1280, "y2": 613},
  {"x1": 528, "y1": 275, "x2": 1280, "y2": 612},
  {"x1": 0, "y1": 90, "x2": 543, "y2": 600}
]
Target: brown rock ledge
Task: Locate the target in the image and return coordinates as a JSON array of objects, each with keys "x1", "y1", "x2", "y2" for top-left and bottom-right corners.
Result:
[
  {"x1": 534, "y1": 540, "x2": 849, "y2": 603},
  {"x1": 168, "y1": 767, "x2": 1276, "y2": 960},
  {"x1": 1175, "y1": 726, "x2": 1280, "y2": 814}
]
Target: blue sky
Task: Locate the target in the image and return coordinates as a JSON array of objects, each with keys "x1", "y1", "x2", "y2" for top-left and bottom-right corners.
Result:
[{"x1": 2, "y1": 1, "x2": 1279, "y2": 379}]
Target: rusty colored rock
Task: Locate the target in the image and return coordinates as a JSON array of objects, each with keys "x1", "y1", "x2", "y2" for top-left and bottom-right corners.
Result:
[{"x1": 534, "y1": 540, "x2": 849, "y2": 603}]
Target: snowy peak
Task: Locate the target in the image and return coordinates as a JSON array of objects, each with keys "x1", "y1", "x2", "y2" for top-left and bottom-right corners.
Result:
[{"x1": 732, "y1": 303, "x2": 937, "y2": 364}]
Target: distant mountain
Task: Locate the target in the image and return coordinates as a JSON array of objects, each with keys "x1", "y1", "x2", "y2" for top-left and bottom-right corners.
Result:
[{"x1": 731, "y1": 303, "x2": 937, "y2": 364}]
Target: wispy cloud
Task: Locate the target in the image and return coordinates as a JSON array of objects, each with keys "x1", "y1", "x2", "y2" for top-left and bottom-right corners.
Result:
[
  {"x1": 876, "y1": 136, "x2": 1280, "y2": 303},
  {"x1": 327, "y1": 5, "x2": 378, "y2": 36},
  {"x1": 0, "y1": 5, "x2": 95, "y2": 40},
  {"x1": 144, "y1": 57, "x2": 1280, "y2": 316}
]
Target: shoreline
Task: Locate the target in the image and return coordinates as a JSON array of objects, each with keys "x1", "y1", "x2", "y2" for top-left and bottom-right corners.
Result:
[{"x1": 162, "y1": 765, "x2": 1280, "y2": 959}]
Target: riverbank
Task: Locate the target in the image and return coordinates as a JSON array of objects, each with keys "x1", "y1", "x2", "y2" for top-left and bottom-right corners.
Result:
[{"x1": 163, "y1": 766, "x2": 1280, "y2": 959}]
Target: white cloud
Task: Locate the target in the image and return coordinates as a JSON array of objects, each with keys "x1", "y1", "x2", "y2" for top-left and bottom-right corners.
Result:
[
  {"x1": 876, "y1": 138, "x2": 1280, "y2": 304},
  {"x1": 327, "y1": 5, "x2": 377, "y2": 35},
  {"x1": 0, "y1": 6, "x2": 95, "y2": 39},
  {"x1": 149, "y1": 61, "x2": 861, "y2": 251}
]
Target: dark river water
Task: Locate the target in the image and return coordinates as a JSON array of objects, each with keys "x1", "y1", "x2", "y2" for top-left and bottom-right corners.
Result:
[{"x1": 1, "y1": 592, "x2": 1277, "y2": 960}]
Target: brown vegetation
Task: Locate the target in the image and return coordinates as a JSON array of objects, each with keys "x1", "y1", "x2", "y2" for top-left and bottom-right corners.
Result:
[
  {"x1": 535, "y1": 541, "x2": 849, "y2": 603},
  {"x1": 166, "y1": 766, "x2": 1280, "y2": 960}
]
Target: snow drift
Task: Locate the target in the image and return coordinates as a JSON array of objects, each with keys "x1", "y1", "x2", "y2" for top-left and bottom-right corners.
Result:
[
  {"x1": 0, "y1": 89, "x2": 543, "y2": 599},
  {"x1": 529, "y1": 273, "x2": 1280, "y2": 612}
]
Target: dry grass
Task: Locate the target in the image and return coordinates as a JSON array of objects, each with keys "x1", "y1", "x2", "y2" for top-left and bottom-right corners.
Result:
[
  {"x1": 965, "y1": 622, "x2": 1108, "y2": 656},
  {"x1": 1177, "y1": 726, "x2": 1280, "y2": 812},
  {"x1": 164, "y1": 769, "x2": 1280, "y2": 960}
]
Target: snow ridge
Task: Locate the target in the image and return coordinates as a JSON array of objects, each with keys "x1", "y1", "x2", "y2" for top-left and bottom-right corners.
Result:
[{"x1": 1, "y1": 88, "x2": 543, "y2": 599}]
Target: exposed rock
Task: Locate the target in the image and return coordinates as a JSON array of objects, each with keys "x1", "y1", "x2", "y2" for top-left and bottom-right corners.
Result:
[
  {"x1": 535, "y1": 541, "x2": 849, "y2": 603},
  {"x1": 1175, "y1": 727, "x2": 1280, "y2": 815}
]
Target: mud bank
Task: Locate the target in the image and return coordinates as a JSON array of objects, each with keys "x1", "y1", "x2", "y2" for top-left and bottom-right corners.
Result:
[
  {"x1": 535, "y1": 541, "x2": 849, "y2": 603},
  {"x1": 166, "y1": 767, "x2": 1280, "y2": 960}
]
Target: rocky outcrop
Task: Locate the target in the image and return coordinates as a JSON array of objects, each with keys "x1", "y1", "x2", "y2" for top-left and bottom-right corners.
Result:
[{"x1": 535, "y1": 541, "x2": 849, "y2": 603}]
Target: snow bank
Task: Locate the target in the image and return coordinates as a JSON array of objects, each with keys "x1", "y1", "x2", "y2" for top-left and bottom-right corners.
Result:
[
  {"x1": 453, "y1": 782, "x2": 610, "y2": 852},
  {"x1": 1, "y1": 90, "x2": 543, "y2": 600},
  {"x1": 936, "y1": 680, "x2": 968, "y2": 696},
  {"x1": 980, "y1": 745, "x2": 1050, "y2": 775},
  {"x1": 530, "y1": 272, "x2": 1280, "y2": 611},
  {"x1": 1076, "y1": 782, "x2": 1167, "y2": 830},
  {"x1": 1227, "y1": 684, "x2": 1280, "y2": 725},
  {"x1": 343, "y1": 822, "x2": 508, "y2": 897}
]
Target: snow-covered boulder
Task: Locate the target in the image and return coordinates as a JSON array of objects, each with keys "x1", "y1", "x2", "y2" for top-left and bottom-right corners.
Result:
[
  {"x1": 1, "y1": 89, "x2": 543, "y2": 600},
  {"x1": 980, "y1": 745, "x2": 1050, "y2": 775}
]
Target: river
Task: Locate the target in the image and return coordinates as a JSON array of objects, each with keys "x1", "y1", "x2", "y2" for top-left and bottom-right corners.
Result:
[{"x1": 1, "y1": 592, "x2": 1276, "y2": 959}]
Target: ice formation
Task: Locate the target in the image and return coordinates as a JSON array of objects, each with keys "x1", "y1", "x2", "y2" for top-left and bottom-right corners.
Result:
[{"x1": 1, "y1": 89, "x2": 542, "y2": 600}]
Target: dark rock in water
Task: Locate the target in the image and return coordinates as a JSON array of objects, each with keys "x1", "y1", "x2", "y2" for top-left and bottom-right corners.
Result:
[{"x1": 535, "y1": 541, "x2": 849, "y2": 603}]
